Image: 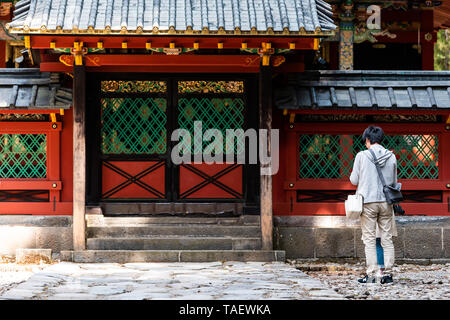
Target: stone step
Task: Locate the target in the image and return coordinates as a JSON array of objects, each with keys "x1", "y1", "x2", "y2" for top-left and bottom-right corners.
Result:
[
  {"x1": 101, "y1": 202, "x2": 244, "y2": 215},
  {"x1": 87, "y1": 237, "x2": 262, "y2": 250},
  {"x1": 60, "y1": 250, "x2": 286, "y2": 263},
  {"x1": 87, "y1": 215, "x2": 260, "y2": 227},
  {"x1": 87, "y1": 225, "x2": 261, "y2": 238}
]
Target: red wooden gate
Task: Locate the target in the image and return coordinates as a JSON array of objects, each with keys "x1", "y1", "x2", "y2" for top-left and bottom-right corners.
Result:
[{"x1": 99, "y1": 78, "x2": 248, "y2": 202}]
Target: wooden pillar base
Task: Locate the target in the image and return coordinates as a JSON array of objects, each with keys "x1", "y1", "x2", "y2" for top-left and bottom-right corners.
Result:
[
  {"x1": 259, "y1": 65, "x2": 273, "y2": 251},
  {"x1": 73, "y1": 64, "x2": 86, "y2": 251}
]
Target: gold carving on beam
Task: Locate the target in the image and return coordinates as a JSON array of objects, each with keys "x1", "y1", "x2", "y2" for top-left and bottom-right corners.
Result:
[
  {"x1": 24, "y1": 36, "x2": 30, "y2": 49},
  {"x1": 72, "y1": 41, "x2": 86, "y2": 66},
  {"x1": 289, "y1": 113, "x2": 295, "y2": 123},
  {"x1": 59, "y1": 55, "x2": 73, "y2": 67},
  {"x1": 272, "y1": 56, "x2": 285, "y2": 67},
  {"x1": 163, "y1": 48, "x2": 181, "y2": 55},
  {"x1": 245, "y1": 56, "x2": 261, "y2": 66},
  {"x1": 258, "y1": 43, "x2": 274, "y2": 66},
  {"x1": 85, "y1": 56, "x2": 101, "y2": 66}
]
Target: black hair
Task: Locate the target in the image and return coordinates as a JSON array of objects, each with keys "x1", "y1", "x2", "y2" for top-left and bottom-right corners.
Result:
[{"x1": 362, "y1": 126, "x2": 384, "y2": 144}]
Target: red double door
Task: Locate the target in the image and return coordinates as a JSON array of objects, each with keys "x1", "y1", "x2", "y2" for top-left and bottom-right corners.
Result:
[{"x1": 96, "y1": 77, "x2": 256, "y2": 203}]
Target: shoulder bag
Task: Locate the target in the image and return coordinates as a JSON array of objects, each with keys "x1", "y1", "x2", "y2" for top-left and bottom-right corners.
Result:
[{"x1": 368, "y1": 149, "x2": 403, "y2": 205}]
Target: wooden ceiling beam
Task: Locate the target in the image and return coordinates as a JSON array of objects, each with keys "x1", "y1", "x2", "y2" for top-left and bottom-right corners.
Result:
[{"x1": 28, "y1": 35, "x2": 319, "y2": 50}]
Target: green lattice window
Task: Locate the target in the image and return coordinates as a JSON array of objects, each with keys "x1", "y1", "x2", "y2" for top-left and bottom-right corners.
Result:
[
  {"x1": 0, "y1": 134, "x2": 47, "y2": 178},
  {"x1": 177, "y1": 97, "x2": 245, "y2": 154},
  {"x1": 101, "y1": 81, "x2": 167, "y2": 93},
  {"x1": 299, "y1": 134, "x2": 439, "y2": 180},
  {"x1": 101, "y1": 97, "x2": 167, "y2": 154}
]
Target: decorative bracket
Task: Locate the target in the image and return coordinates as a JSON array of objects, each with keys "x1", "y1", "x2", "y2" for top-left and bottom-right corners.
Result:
[
  {"x1": 71, "y1": 41, "x2": 87, "y2": 66},
  {"x1": 258, "y1": 42, "x2": 274, "y2": 66}
]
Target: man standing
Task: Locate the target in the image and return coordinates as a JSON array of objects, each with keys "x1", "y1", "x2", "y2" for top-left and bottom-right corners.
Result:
[{"x1": 350, "y1": 126, "x2": 398, "y2": 284}]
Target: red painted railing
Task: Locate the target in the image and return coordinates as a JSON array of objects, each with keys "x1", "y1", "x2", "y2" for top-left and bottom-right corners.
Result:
[
  {"x1": 0, "y1": 121, "x2": 72, "y2": 215},
  {"x1": 274, "y1": 122, "x2": 450, "y2": 216}
]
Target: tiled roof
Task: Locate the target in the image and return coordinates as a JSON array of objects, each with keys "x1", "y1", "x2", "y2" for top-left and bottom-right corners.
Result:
[
  {"x1": 274, "y1": 70, "x2": 450, "y2": 109},
  {"x1": 8, "y1": 0, "x2": 336, "y2": 36},
  {"x1": 0, "y1": 68, "x2": 72, "y2": 109}
]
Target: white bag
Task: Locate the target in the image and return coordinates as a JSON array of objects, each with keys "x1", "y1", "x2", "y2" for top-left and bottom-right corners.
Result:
[{"x1": 345, "y1": 194, "x2": 364, "y2": 220}]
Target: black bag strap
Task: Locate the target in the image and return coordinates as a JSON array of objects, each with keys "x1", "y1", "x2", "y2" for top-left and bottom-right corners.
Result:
[{"x1": 368, "y1": 148, "x2": 388, "y2": 188}]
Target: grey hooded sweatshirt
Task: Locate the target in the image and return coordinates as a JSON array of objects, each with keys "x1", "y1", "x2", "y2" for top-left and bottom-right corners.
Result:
[{"x1": 350, "y1": 144, "x2": 399, "y2": 204}]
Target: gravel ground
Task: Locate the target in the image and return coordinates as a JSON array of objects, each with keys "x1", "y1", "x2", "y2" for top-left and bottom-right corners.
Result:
[{"x1": 290, "y1": 260, "x2": 450, "y2": 300}]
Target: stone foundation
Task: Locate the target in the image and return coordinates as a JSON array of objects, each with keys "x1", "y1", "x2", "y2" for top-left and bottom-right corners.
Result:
[
  {"x1": 274, "y1": 216, "x2": 450, "y2": 263},
  {"x1": 0, "y1": 216, "x2": 72, "y2": 256},
  {"x1": 2, "y1": 215, "x2": 449, "y2": 264}
]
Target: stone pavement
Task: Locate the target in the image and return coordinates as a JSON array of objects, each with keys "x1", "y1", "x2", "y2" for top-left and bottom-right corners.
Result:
[{"x1": 0, "y1": 261, "x2": 343, "y2": 300}]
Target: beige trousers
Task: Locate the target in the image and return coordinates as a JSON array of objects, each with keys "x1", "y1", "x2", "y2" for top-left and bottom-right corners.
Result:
[{"x1": 360, "y1": 202, "x2": 395, "y2": 276}]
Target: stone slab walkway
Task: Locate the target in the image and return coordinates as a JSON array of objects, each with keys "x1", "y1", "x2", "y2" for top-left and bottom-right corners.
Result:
[{"x1": 0, "y1": 262, "x2": 343, "y2": 300}]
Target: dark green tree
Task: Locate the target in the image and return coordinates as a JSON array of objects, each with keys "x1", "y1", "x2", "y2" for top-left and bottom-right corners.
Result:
[{"x1": 435, "y1": 29, "x2": 450, "y2": 71}]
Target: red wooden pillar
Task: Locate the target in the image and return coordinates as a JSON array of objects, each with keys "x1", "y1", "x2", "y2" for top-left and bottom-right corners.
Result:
[
  {"x1": 47, "y1": 123, "x2": 61, "y2": 207},
  {"x1": 285, "y1": 121, "x2": 298, "y2": 215},
  {"x1": 443, "y1": 119, "x2": 450, "y2": 215},
  {"x1": 420, "y1": 8, "x2": 435, "y2": 70},
  {"x1": 0, "y1": 41, "x2": 5, "y2": 68}
]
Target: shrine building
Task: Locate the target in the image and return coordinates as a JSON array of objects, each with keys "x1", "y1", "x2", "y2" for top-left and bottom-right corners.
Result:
[{"x1": 0, "y1": 0, "x2": 450, "y2": 262}]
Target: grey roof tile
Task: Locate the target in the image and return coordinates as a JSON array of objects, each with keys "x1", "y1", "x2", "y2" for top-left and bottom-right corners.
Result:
[
  {"x1": 8, "y1": 0, "x2": 335, "y2": 34},
  {"x1": 275, "y1": 71, "x2": 450, "y2": 110},
  {"x1": 0, "y1": 69, "x2": 72, "y2": 109}
]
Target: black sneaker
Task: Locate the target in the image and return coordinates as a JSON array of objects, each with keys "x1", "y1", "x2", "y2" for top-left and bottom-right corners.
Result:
[
  {"x1": 380, "y1": 275, "x2": 393, "y2": 284},
  {"x1": 358, "y1": 275, "x2": 376, "y2": 283}
]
